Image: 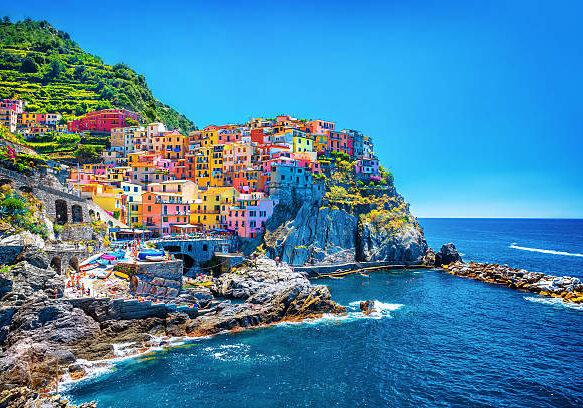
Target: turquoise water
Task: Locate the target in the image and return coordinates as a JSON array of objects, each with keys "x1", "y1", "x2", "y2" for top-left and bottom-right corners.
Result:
[{"x1": 67, "y1": 219, "x2": 583, "y2": 407}]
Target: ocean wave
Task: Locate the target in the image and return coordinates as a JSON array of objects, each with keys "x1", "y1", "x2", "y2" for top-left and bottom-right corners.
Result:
[
  {"x1": 524, "y1": 296, "x2": 583, "y2": 311},
  {"x1": 510, "y1": 243, "x2": 583, "y2": 257}
]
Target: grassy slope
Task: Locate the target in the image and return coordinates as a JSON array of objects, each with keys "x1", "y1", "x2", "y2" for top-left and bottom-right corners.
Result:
[{"x1": 0, "y1": 19, "x2": 195, "y2": 134}]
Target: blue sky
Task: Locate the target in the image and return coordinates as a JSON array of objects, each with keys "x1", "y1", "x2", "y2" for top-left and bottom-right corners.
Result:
[{"x1": 4, "y1": 0, "x2": 583, "y2": 218}]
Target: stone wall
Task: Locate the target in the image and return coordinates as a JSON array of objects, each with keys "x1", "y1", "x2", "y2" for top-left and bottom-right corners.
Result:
[
  {"x1": 120, "y1": 260, "x2": 183, "y2": 299},
  {"x1": 153, "y1": 238, "x2": 234, "y2": 275},
  {"x1": 0, "y1": 167, "x2": 126, "y2": 233},
  {"x1": 58, "y1": 225, "x2": 94, "y2": 242}
]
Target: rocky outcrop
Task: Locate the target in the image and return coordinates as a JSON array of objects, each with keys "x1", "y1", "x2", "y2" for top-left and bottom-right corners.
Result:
[
  {"x1": 444, "y1": 261, "x2": 583, "y2": 303},
  {"x1": 0, "y1": 232, "x2": 46, "y2": 267},
  {"x1": 357, "y1": 223, "x2": 427, "y2": 263},
  {"x1": 434, "y1": 243, "x2": 462, "y2": 266},
  {"x1": 264, "y1": 203, "x2": 358, "y2": 266},
  {"x1": 0, "y1": 261, "x2": 63, "y2": 303},
  {"x1": 263, "y1": 194, "x2": 428, "y2": 266},
  {"x1": 0, "y1": 386, "x2": 97, "y2": 408}
]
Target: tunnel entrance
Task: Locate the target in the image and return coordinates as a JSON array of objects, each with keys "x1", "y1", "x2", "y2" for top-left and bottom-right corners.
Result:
[
  {"x1": 50, "y1": 256, "x2": 62, "y2": 274},
  {"x1": 55, "y1": 199, "x2": 68, "y2": 225}
]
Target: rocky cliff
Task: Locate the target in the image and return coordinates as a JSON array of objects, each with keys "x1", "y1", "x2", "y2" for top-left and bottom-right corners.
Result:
[{"x1": 263, "y1": 169, "x2": 428, "y2": 266}]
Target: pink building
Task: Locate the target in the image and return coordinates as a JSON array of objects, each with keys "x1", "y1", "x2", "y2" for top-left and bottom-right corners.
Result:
[
  {"x1": 328, "y1": 130, "x2": 353, "y2": 156},
  {"x1": 355, "y1": 157, "x2": 380, "y2": 177},
  {"x1": 308, "y1": 119, "x2": 335, "y2": 135},
  {"x1": 226, "y1": 193, "x2": 275, "y2": 239},
  {"x1": 67, "y1": 108, "x2": 141, "y2": 133},
  {"x1": 0, "y1": 99, "x2": 24, "y2": 114}
]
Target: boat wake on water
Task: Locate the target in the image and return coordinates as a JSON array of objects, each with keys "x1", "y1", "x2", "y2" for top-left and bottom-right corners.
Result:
[
  {"x1": 524, "y1": 296, "x2": 583, "y2": 311},
  {"x1": 509, "y1": 243, "x2": 583, "y2": 257}
]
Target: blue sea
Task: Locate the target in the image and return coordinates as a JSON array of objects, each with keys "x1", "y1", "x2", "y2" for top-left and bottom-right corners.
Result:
[{"x1": 67, "y1": 219, "x2": 583, "y2": 407}]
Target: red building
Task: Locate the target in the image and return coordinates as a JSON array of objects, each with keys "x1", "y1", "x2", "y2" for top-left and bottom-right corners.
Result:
[
  {"x1": 328, "y1": 130, "x2": 353, "y2": 156},
  {"x1": 67, "y1": 108, "x2": 141, "y2": 133}
]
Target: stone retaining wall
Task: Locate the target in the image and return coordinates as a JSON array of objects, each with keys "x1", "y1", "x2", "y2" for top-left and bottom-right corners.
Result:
[{"x1": 121, "y1": 260, "x2": 183, "y2": 299}]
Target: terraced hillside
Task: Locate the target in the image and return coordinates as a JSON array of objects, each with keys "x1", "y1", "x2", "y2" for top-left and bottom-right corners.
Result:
[{"x1": 0, "y1": 18, "x2": 195, "y2": 134}]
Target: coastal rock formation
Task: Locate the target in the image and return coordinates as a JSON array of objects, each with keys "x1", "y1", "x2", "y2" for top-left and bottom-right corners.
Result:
[
  {"x1": 263, "y1": 202, "x2": 358, "y2": 266},
  {"x1": 444, "y1": 261, "x2": 583, "y2": 303},
  {"x1": 0, "y1": 387, "x2": 97, "y2": 408},
  {"x1": 263, "y1": 190, "x2": 428, "y2": 266},
  {"x1": 357, "y1": 223, "x2": 427, "y2": 263},
  {"x1": 0, "y1": 255, "x2": 346, "y2": 398},
  {"x1": 434, "y1": 243, "x2": 462, "y2": 266}
]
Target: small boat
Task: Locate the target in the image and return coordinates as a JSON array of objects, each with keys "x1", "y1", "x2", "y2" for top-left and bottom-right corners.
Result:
[
  {"x1": 145, "y1": 255, "x2": 166, "y2": 262},
  {"x1": 138, "y1": 250, "x2": 165, "y2": 260},
  {"x1": 114, "y1": 271, "x2": 129, "y2": 279},
  {"x1": 360, "y1": 273, "x2": 370, "y2": 277},
  {"x1": 80, "y1": 263, "x2": 99, "y2": 271},
  {"x1": 96, "y1": 259, "x2": 111, "y2": 266},
  {"x1": 329, "y1": 275, "x2": 344, "y2": 279},
  {"x1": 93, "y1": 269, "x2": 111, "y2": 279}
]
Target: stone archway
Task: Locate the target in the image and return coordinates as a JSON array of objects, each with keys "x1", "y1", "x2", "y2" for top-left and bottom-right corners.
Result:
[
  {"x1": 55, "y1": 199, "x2": 68, "y2": 225},
  {"x1": 174, "y1": 253, "x2": 195, "y2": 272},
  {"x1": 72, "y1": 204, "x2": 83, "y2": 223},
  {"x1": 69, "y1": 257, "x2": 79, "y2": 273},
  {"x1": 50, "y1": 256, "x2": 62, "y2": 274},
  {"x1": 19, "y1": 186, "x2": 33, "y2": 194}
]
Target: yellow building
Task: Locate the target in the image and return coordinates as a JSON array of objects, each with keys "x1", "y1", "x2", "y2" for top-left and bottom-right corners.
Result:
[
  {"x1": 292, "y1": 131, "x2": 314, "y2": 153},
  {"x1": 192, "y1": 146, "x2": 212, "y2": 188},
  {"x1": 210, "y1": 145, "x2": 224, "y2": 187},
  {"x1": 92, "y1": 185, "x2": 124, "y2": 218},
  {"x1": 190, "y1": 186, "x2": 239, "y2": 230},
  {"x1": 163, "y1": 131, "x2": 188, "y2": 160},
  {"x1": 314, "y1": 134, "x2": 328, "y2": 152}
]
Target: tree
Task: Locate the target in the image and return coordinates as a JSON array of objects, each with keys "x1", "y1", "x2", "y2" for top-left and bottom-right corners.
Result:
[
  {"x1": 74, "y1": 145, "x2": 99, "y2": 162},
  {"x1": 20, "y1": 57, "x2": 39, "y2": 73},
  {"x1": 2, "y1": 16, "x2": 10, "y2": 24},
  {"x1": 125, "y1": 117, "x2": 139, "y2": 126},
  {"x1": 44, "y1": 59, "x2": 65, "y2": 81}
]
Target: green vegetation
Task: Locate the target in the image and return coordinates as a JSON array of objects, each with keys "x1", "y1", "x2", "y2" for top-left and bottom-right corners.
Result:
[
  {"x1": 0, "y1": 185, "x2": 48, "y2": 237},
  {"x1": 0, "y1": 264, "x2": 13, "y2": 274},
  {"x1": 0, "y1": 18, "x2": 196, "y2": 134},
  {"x1": 0, "y1": 141, "x2": 47, "y2": 172}
]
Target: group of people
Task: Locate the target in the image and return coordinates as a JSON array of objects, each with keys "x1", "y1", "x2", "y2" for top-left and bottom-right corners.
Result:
[{"x1": 66, "y1": 272, "x2": 91, "y2": 297}]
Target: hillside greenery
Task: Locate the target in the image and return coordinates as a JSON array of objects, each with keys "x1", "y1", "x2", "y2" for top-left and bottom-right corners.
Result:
[{"x1": 0, "y1": 18, "x2": 196, "y2": 134}]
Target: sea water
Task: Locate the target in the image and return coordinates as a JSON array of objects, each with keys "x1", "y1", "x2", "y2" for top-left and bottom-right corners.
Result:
[{"x1": 67, "y1": 219, "x2": 583, "y2": 407}]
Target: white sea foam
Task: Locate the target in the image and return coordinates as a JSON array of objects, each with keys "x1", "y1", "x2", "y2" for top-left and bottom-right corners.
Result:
[
  {"x1": 510, "y1": 243, "x2": 583, "y2": 257},
  {"x1": 524, "y1": 296, "x2": 583, "y2": 311}
]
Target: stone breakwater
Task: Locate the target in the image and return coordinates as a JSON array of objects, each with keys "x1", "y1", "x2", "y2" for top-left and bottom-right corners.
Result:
[{"x1": 444, "y1": 261, "x2": 583, "y2": 304}]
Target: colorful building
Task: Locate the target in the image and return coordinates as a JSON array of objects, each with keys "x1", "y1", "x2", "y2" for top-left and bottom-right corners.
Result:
[{"x1": 67, "y1": 108, "x2": 141, "y2": 133}]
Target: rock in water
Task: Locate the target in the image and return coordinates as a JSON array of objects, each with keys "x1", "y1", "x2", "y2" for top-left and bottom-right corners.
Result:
[
  {"x1": 359, "y1": 300, "x2": 374, "y2": 315},
  {"x1": 434, "y1": 243, "x2": 462, "y2": 266}
]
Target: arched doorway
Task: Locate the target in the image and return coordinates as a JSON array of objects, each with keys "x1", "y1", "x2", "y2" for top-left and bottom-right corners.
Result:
[
  {"x1": 50, "y1": 256, "x2": 62, "y2": 274},
  {"x1": 173, "y1": 253, "x2": 195, "y2": 273},
  {"x1": 72, "y1": 204, "x2": 83, "y2": 223},
  {"x1": 19, "y1": 186, "x2": 33, "y2": 194},
  {"x1": 89, "y1": 209, "x2": 95, "y2": 219},
  {"x1": 55, "y1": 199, "x2": 68, "y2": 225},
  {"x1": 69, "y1": 257, "x2": 79, "y2": 273}
]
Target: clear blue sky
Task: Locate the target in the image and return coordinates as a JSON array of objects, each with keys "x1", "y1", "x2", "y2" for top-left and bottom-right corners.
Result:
[{"x1": 5, "y1": 1, "x2": 583, "y2": 218}]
